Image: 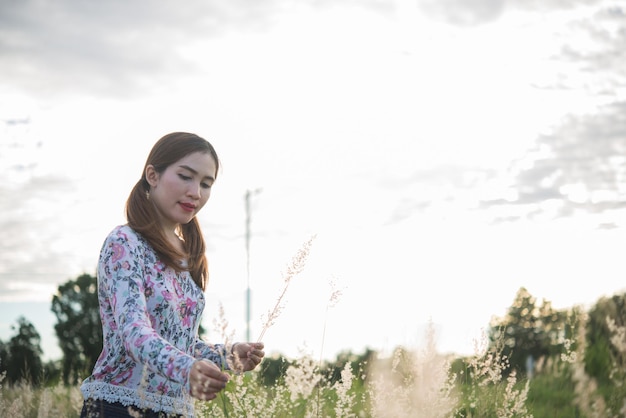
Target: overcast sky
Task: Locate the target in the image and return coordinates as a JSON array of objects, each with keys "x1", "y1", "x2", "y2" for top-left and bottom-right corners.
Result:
[{"x1": 1, "y1": 0, "x2": 625, "y2": 362}]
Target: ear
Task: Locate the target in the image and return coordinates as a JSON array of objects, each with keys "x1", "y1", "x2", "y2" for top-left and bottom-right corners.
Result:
[{"x1": 145, "y1": 164, "x2": 159, "y2": 188}]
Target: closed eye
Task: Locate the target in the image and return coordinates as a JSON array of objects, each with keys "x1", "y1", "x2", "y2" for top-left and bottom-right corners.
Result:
[{"x1": 177, "y1": 164, "x2": 215, "y2": 189}]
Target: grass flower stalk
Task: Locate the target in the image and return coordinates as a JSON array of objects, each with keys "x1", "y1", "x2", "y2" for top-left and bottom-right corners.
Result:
[
  {"x1": 257, "y1": 235, "x2": 316, "y2": 342},
  {"x1": 319, "y1": 277, "x2": 344, "y2": 365},
  {"x1": 570, "y1": 311, "x2": 607, "y2": 418}
]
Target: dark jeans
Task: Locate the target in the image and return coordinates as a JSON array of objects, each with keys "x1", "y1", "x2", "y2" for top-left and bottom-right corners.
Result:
[{"x1": 80, "y1": 398, "x2": 184, "y2": 418}]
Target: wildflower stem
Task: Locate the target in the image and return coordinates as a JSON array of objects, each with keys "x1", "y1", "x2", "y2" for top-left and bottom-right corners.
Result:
[
  {"x1": 219, "y1": 391, "x2": 230, "y2": 417},
  {"x1": 256, "y1": 235, "x2": 316, "y2": 342}
]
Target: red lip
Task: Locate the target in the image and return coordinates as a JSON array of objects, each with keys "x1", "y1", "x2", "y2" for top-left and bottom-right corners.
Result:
[{"x1": 179, "y1": 202, "x2": 196, "y2": 212}]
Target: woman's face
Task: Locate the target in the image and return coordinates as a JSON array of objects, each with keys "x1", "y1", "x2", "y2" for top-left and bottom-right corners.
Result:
[{"x1": 146, "y1": 151, "x2": 217, "y2": 231}]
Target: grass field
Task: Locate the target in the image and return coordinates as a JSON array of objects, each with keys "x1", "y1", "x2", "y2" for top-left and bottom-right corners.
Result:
[{"x1": 2, "y1": 317, "x2": 625, "y2": 418}]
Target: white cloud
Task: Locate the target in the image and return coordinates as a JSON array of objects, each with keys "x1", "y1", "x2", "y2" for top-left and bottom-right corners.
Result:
[{"x1": 1, "y1": 0, "x2": 625, "y2": 361}]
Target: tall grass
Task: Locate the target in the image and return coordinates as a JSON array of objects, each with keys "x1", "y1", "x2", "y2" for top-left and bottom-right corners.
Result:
[
  {"x1": 0, "y1": 372, "x2": 83, "y2": 418},
  {"x1": 256, "y1": 234, "x2": 316, "y2": 343},
  {"x1": 2, "y1": 237, "x2": 626, "y2": 417},
  {"x1": 3, "y1": 310, "x2": 626, "y2": 417}
]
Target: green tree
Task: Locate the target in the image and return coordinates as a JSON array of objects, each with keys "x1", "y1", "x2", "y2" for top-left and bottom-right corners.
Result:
[
  {"x1": 323, "y1": 348, "x2": 374, "y2": 385},
  {"x1": 51, "y1": 273, "x2": 102, "y2": 385},
  {"x1": 537, "y1": 299, "x2": 579, "y2": 357},
  {"x1": 258, "y1": 354, "x2": 289, "y2": 386},
  {"x1": 5, "y1": 316, "x2": 44, "y2": 385},
  {"x1": 0, "y1": 338, "x2": 8, "y2": 375},
  {"x1": 489, "y1": 287, "x2": 556, "y2": 376},
  {"x1": 586, "y1": 293, "x2": 626, "y2": 384}
]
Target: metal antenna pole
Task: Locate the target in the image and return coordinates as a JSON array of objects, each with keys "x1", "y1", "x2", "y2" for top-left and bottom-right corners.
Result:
[{"x1": 245, "y1": 188, "x2": 261, "y2": 342}]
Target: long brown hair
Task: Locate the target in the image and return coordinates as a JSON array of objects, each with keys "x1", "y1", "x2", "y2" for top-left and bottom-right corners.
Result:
[{"x1": 125, "y1": 132, "x2": 219, "y2": 291}]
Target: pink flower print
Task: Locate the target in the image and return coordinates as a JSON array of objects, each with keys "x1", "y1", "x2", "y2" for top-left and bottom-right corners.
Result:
[
  {"x1": 172, "y1": 278, "x2": 183, "y2": 297},
  {"x1": 113, "y1": 368, "x2": 132, "y2": 385},
  {"x1": 155, "y1": 260, "x2": 165, "y2": 272},
  {"x1": 111, "y1": 243, "x2": 125, "y2": 263},
  {"x1": 94, "y1": 364, "x2": 116, "y2": 379},
  {"x1": 161, "y1": 290, "x2": 173, "y2": 301},
  {"x1": 157, "y1": 381, "x2": 169, "y2": 393},
  {"x1": 134, "y1": 333, "x2": 151, "y2": 348},
  {"x1": 179, "y1": 298, "x2": 197, "y2": 327},
  {"x1": 165, "y1": 357, "x2": 178, "y2": 378},
  {"x1": 144, "y1": 276, "x2": 155, "y2": 298}
]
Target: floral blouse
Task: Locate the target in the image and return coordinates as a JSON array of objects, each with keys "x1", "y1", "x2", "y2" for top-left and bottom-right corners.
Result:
[{"x1": 80, "y1": 225, "x2": 228, "y2": 416}]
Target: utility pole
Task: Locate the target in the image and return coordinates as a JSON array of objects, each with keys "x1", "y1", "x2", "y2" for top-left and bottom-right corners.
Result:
[{"x1": 244, "y1": 188, "x2": 261, "y2": 342}]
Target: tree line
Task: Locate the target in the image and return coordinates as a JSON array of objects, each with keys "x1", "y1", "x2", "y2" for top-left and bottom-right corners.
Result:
[
  {"x1": 0, "y1": 273, "x2": 624, "y2": 390},
  {"x1": 0, "y1": 274, "x2": 103, "y2": 386}
]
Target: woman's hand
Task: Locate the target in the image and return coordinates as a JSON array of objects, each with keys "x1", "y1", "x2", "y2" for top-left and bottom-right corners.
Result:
[
  {"x1": 189, "y1": 359, "x2": 230, "y2": 401},
  {"x1": 230, "y1": 342, "x2": 265, "y2": 373}
]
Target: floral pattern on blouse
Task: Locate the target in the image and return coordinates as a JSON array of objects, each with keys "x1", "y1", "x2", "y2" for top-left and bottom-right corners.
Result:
[{"x1": 80, "y1": 225, "x2": 228, "y2": 416}]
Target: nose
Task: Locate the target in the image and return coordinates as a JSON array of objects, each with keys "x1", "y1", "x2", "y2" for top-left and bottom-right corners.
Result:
[{"x1": 188, "y1": 182, "x2": 202, "y2": 200}]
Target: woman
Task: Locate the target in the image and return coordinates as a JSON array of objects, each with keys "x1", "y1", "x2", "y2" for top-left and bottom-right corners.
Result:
[{"x1": 80, "y1": 132, "x2": 265, "y2": 417}]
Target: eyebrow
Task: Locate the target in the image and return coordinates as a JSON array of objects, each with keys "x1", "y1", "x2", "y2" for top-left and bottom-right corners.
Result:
[{"x1": 178, "y1": 164, "x2": 215, "y2": 181}]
